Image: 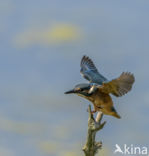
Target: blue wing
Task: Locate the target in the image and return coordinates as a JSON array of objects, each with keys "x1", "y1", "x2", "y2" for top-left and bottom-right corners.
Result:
[{"x1": 80, "y1": 56, "x2": 107, "y2": 85}]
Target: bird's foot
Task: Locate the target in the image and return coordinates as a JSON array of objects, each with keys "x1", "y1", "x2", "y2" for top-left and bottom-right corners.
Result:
[
  {"x1": 86, "y1": 108, "x2": 97, "y2": 114},
  {"x1": 91, "y1": 110, "x2": 97, "y2": 114}
]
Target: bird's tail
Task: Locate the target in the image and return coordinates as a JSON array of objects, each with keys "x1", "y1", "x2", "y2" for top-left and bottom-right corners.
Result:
[{"x1": 111, "y1": 106, "x2": 121, "y2": 119}]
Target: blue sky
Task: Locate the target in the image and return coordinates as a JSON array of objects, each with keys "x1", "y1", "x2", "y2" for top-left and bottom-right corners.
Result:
[{"x1": 0, "y1": 0, "x2": 149, "y2": 155}]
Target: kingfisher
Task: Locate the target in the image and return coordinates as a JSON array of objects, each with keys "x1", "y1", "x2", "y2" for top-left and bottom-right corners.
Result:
[{"x1": 65, "y1": 56, "x2": 135, "y2": 119}]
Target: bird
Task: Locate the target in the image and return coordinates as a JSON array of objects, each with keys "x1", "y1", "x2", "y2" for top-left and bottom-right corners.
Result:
[{"x1": 65, "y1": 55, "x2": 135, "y2": 119}]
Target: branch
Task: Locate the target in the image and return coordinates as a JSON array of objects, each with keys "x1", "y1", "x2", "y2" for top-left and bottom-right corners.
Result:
[{"x1": 82, "y1": 105, "x2": 106, "y2": 156}]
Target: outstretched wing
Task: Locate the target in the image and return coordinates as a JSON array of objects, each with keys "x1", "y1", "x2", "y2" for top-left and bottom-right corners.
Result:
[
  {"x1": 80, "y1": 55, "x2": 107, "y2": 85},
  {"x1": 99, "y1": 72, "x2": 135, "y2": 97}
]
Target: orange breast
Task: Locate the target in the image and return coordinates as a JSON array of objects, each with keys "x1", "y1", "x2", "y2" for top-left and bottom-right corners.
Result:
[{"x1": 92, "y1": 90, "x2": 113, "y2": 108}]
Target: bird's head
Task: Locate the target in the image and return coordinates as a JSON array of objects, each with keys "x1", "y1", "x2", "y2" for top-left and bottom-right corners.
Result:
[{"x1": 65, "y1": 83, "x2": 91, "y2": 98}]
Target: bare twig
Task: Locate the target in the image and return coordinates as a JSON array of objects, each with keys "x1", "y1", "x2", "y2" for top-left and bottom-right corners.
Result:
[{"x1": 82, "y1": 105, "x2": 106, "y2": 156}]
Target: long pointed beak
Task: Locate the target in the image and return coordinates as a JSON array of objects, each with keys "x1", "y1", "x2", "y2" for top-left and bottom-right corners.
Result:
[{"x1": 64, "y1": 89, "x2": 75, "y2": 94}]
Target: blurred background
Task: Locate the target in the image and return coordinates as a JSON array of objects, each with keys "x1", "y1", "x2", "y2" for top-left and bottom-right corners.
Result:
[{"x1": 0, "y1": 0, "x2": 149, "y2": 155}]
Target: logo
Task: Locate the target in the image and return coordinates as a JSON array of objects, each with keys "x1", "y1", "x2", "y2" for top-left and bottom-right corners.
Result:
[
  {"x1": 114, "y1": 144, "x2": 124, "y2": 154},
  {"x1": 114, "y1": 144, "x2": 149, "y2": 155}
]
